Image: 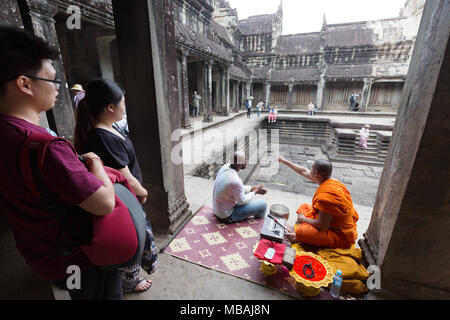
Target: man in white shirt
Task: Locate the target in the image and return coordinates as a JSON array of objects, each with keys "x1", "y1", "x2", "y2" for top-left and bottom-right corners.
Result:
[{"x1": 213, "y1": 152, "x2": 268, "y2": 223}]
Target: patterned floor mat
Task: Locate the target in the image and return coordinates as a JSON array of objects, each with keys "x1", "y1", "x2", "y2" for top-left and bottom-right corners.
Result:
[{"x1": 164, "y1": 206, "x2": 357, "y2": 300}]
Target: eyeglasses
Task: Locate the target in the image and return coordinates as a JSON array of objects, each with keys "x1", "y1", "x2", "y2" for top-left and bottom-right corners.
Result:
[{"x1": 23, "y1": 75, "x2": 63, "y2": 89}]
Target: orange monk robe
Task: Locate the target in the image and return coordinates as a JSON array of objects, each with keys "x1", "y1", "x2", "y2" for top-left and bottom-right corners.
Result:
[{"x1": 294, "y1": 179, "x2": 359, "y2": 249}]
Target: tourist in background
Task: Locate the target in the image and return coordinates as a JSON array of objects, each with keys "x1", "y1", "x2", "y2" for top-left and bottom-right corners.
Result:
[
  {"x1": 359, "y1": 124, "x2": 370, "y2": 151},
  {"x1": 349, "y1": 92, "x2": 360, "y2": 110},
  {"x1": 192, "y1": 91, "x2": 201, "y2": 117},
  {"x1": 273, "y1": 106, "x2": 279, "y2": 122},
  {"x1": 74, "y1": 78, "x2": 158, "y2": 294},
  {"x1": 71, "y1": 84, "x2": 85, "y2": 109},
  {"x1": 307, "y1": 102, "x2": 315, "y2": 116},
  {"x1": 256, "y1": 100, "x2": 265, "y2": 118},
  {"x1": 246, "y1": 96, "x2": 254, "y2": 119},
  {"x1": 268, "y1": 106, "x2": 274, "y2": 123},
  {"x1": 351, "y1": 102, "x2": 360, "y2": 112}
]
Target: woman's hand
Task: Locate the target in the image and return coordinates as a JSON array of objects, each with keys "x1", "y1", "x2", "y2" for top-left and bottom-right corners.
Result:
[
  {"x1": 136, "y1": 188, "x2": 148, "y2": 205},
  {"x1": 82, "y1": 152, "x2": 103, "y2": 170}
]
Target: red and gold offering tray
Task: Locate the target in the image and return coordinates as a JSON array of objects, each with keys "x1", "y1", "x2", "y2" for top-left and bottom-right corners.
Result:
[{"x1": 289, "y1": 252, "x2": 334, "y2": 297}]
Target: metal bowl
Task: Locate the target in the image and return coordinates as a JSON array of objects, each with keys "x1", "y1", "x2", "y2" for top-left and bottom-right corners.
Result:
[{"x1": 270, "y1": 204, "x2": 290, "y2": 220}]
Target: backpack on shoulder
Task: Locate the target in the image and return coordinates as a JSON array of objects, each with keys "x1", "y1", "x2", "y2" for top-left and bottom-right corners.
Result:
[{"x1": 20, "y1": 132, "x2": 147, "y2": 270}]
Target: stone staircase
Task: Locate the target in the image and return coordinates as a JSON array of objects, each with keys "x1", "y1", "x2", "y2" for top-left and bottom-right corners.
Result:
[
  {"x1": 260, "y1": 118, "x2": 331, "y2": 146},
  {"x1": 260, "y1": 118, "x2": 391, "y2": 166}
]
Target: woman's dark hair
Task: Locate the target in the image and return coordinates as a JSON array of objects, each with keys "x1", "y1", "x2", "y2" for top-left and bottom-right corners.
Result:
[
  {"x1": 0, "y1": 26, "x2": 59, "y2": 96},
  {"x1": 74, "y1": 79, "x2": 124, "y2": 151}
]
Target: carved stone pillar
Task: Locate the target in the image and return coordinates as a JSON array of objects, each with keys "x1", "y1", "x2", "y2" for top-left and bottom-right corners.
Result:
[
  {"x1": 265, "y1": 82, "x2": 271, "y2": 106},
  {"x1": 196, "y1": 61, "x2": 205, "y2": 115},
  {"x1": 180, "y1": 49, "x2": 191, "y2": 128},
  {"x1": 203, "y1": 60, "x2": 214, "y2": 122},
  {"x1": 240, "y1": 82, "x2": 246, "y2": 109},
  {"x1": 316, "y1": 79, "x2": 326, "y2": 109},
  {"x1": 220, "y1": 67, "x2": 230, "y2": 116},
  {"x1": 234, "y1": 81, "x2": 239, "y2": 112},
  {"x1": 246, "y1": 81, "x2": 252, "y2": 99},
  {"x1": 112, "y1": 0, "x2": 191, "y2": 234},
  {"x1": 21, "y1": 0, "x2": 75, "y2": 140},
  {"x1": 287, "y1": 82, "x2": 294, "y2": 109},
  {"x1": 361, "y1": 78, "x2": 374, "y2": 111}
]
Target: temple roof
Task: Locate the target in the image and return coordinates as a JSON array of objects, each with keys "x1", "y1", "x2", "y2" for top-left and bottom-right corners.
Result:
[
  {"x1": 238, "y1": 14, "x2": 275, "y2": 35},
  {"x1": 175, "y1": 21, "x2": 232, "y2": 62},
  {"x1": 324, "y1": 23, "x2": 376, "y2": 47},
  {"x1": 274, "y1": 33, "x2": 322, "y2": 55},
  {"x1": 229, "y1": 65, "x2": 249, "y2": 80},
  {"x1": 211, "y1": 20, "x2": 233, "y2": 46}
]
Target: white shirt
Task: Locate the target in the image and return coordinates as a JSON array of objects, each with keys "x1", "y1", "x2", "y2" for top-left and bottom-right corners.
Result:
[
  {"x1": 213, "y1": 164, "x2": 255, "y2": 220},
  {"x1": 359, "y1": 128, "x2": 370, "y2": 139}
]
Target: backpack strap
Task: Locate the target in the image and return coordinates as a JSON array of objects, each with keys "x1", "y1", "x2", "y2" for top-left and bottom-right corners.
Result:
[
  {"x1": 20, "y1": 132, "x2": 82, "y2": 256},
  {"x1": 20, "y1": 132, "x2": 77, "y2": 198}
]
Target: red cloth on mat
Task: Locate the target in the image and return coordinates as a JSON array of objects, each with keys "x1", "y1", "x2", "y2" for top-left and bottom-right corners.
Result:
[{"x1": 254, "y1": 239, "x2": 286, "y2": 264}]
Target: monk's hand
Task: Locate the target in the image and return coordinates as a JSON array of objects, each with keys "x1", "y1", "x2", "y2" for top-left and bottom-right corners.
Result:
[
  {"x1": 296, "y1": 215, "x2": 305, "y2": 224},
  {"x1": 278, "y1": 155, "x2": 286, "y2": 164},
  {"x1": 285, "y1": 233, "x2": 297, "y2": 244}
]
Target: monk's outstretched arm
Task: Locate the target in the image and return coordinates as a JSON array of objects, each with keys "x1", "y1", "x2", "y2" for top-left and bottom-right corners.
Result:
[
  {"x1": 278, "y1": 156, "x2": 319, "y2": 183},
  {"x1": 298, "y1": 210, "x2": 332, "y2": 231}
]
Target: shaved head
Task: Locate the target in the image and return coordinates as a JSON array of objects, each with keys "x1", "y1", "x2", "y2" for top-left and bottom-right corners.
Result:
[
  {"x1": 230, "y1": 151, "x2": 247, "y2": 171},
  {"x1": 313, "y1": 159, "x2": 333, "y2": 181}
]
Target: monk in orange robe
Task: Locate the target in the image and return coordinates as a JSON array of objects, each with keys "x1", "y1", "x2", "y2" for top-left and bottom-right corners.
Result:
[{"x1": 278, "y1": 156, "x2": 359, "y2": 249}]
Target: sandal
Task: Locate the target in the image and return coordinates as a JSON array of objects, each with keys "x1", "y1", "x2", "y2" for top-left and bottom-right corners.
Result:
[{"x1": 134, "y1": 277, "x2": 152, "y2": 293}]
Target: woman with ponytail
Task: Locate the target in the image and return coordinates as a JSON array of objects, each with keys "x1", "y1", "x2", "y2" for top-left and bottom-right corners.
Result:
[{"x1": 74, "y1": 79, "x2": 157, "y2": 293}]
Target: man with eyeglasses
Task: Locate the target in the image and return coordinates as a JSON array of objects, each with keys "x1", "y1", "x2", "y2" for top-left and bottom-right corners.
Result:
[{"x1": 0, "y1": 26, "x2": 121, "y2": 300}]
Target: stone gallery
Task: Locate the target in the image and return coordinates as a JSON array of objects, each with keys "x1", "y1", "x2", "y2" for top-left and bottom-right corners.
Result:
[{"x1": 0, "y1": 0, "x2": 449, "y2": 301}]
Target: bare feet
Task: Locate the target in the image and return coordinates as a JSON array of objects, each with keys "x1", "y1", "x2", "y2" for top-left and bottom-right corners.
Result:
[{"x1": 134, "y1": 278, "x2": 152, "y2": 293}]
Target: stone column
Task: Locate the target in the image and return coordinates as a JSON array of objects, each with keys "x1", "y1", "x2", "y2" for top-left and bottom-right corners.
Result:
[
  {"x1": 246, "y1": 81, "x2": 252, "y2": 99},
  {"x1": 112, "y1": 0, "x2": 191, "y2": 234},
  {"x1": 203, "y1": 60, "x2": 214, "y2": 122},
  {"x1": 180, "y1": 49, "x2": 191, "y2": 128},
  {"x1": 220, "y1": 66, "x2": 230, "y2": 116},
  {"x1": 265, "y1": 81, "x2": 271, "y2": 106},
  {"x1": 359, "y1": 0, "x2": 450, "y2": 299},
  {"x1": 21, "y1": 0, "x2": 75, "y2": 140},
  {"x1": 196, "y1": 62, "x2": 205, "y2": 115},
  {"x1": 316, "y1": 79, "x2": 326, "y2": 109},
  {"x1": 287, "y1": 82, "x2": 294, "y2": 109},
  {"x1": 235, "y1": 81, "x2": 240, "y2": 111},
  {"x1": 240, "y1": 82, "x2": 246, "y2": 109},
  {"x1": 361, "y1": 78, "x2": 374, "y2": 111}
]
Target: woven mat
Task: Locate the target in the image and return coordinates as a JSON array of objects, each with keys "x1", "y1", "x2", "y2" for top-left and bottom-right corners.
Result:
[{"x1": 164, "y1": 205, "x2": 356, "y2": 300}]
